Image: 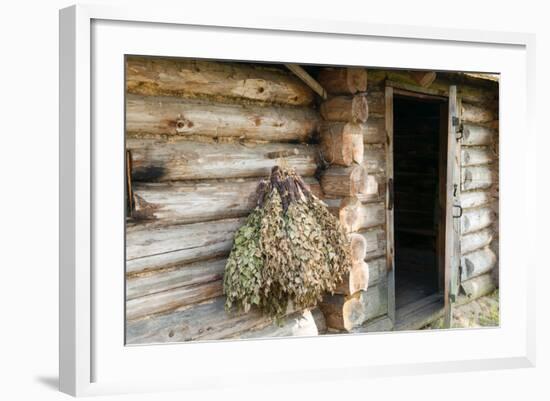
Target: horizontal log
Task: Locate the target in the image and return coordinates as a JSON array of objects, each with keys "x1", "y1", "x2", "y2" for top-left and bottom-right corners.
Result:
[
  {"x1": 320, "y1": 281, "x2": 388, "y2": 331},
  {"x1": 126, "y1": 218, "x2": 243, "y2": 274},
  {"x1": 317, "y1": 67, "x2": 368, "y2": 95},
  {"x1": 126, "y1": 280, "x2": 223, "y2": 321},
  {"x1": 126, "y1": 296, "x2": 277, "y2": 344},
  {"x1": 460, "y1": 190, "x2": 492, "y2": 209},
  {"x1": 349, "y1": 314, "x2": 393, "y2": 333},
  {"x1": 126, "y1": 56, "x2": 315, "y2": 106},
  {"x1": 461, "y1": 165, "x2": 494, "y2": 191},
  {"x1": 410, "y1": 71, "x2": 437, "y2": 87},
  {"x1": 127, "y1": 257, "x2": 226, "y2": 298},
  {"x1": 362, "y1": 145, "x2": 386, "y2": 173},
  {"x1": 320, "y1": 95, "x2": 368, "y2": 123},
  {"x1": 461, "y1": 207, "x2": 495, "y2": 234},
  {"x1": 461, "y1": 228, "x2": 494, "y2": 255},
  {"x1": 366, "y1": 91, "x2": 385, "y2": 117},
  {"x1": 320, "y1": 165, "x2": 370, "y2": 198},
  {"x1": 126, "y1": 94, "x2": 319, "y2": 142},
  {"x1": 132, "y1": 177, "x2": 322, "y2": 224},
  {"x1": 230, "y1": 309, "x2": 319, "y2": 339},
  {"x1": 461, "y1": 146, "x2": 494, "y2": 166},
  {"x1": 462, "y1": 123, "x2": 495, "y2": 146},
  {"x1": 460, "y1": 272, "x2": 497, "y2": 300},
  {"x1": 359, "y1": 227, "x2": 387, "y2": 260},
  {"x1": 128, "y1": 139, "x2": 319, "y2": 181},
  {"x1": 323, "y1": 174, "x2": 384, "y2": 205},
  {"x1": 461, "y1": 247, "x2": 497, "y2": 282},
  {"x1": 350, "y1": 233, "x2": 367, "y2": 261},
  {"x1": 461, "y1": 102, "x2": 497, "y2": 124},
  {"x1": 334, "y1": 256, "x2": 386, "y2": 295},
  {"x1": 338, "y1": 198, "x2": 385, "y2": 233},
  {"x1": 320, "y1": 122, "x2": 364, "y2": 166},
  {"x1": 363, "y1": 117, "x2": 386, "y2": 144}
]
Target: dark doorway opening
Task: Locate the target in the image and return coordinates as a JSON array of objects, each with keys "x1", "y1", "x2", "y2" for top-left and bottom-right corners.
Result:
[{"x1": 393, "y1": 94, "x2": 448, "y2": 315}]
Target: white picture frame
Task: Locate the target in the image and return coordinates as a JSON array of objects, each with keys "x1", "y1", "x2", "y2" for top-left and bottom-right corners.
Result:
[{"x1": 59, "y1": 4, "x2": 536, "y2": 397}]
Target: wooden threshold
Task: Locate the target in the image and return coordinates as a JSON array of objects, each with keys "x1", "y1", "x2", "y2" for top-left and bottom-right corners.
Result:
[{"x1": 395, "y1": 293, "x2": 444, "y2": 331}]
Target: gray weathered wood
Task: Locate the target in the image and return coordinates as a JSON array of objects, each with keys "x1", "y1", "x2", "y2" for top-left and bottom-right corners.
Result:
[
  {"x1": 132, "y1": 177, "x2": 322, "y2": 224},
  {"x1": 285, "y1": 64, "x2": 327, "y2": 99},
  {"x1": 349, "y1": 314, "x2": 394, "y2": 333},
  {"x1": 126, "y1": 56, "x2": 315, "y2": 106},
  {"x1": 128, "y1": 138, "x2": 319, "y2": 182},
  {"x1": 461, "y1": 165, "x2": 494, "y2": 191},
  {"x1": 363, "y1": 145, "x2": 386, "y2": 173},
  {"x1": 363, "y1": 117, "x2": 386, "y2": 144},
  {"x1": 461, "y1": 102, "x2": 497, "y2": 124},
  {"x1": 320, "y1": 95, "x2": 368, "y2": 123},
  {"x1": 367, "y1": 90, "x2": 385, "y2": 117},
  {"x1": 461, "y1": 228, "x2": 494, "y2": 254},
  {"x1": 410, "y1": 70, "x2": 437, "y2": 87},
  {"x1": 385, "y1": 85, "x2": 395, "y2": 326},
  {"x1": 334, "y1": 257, "x2": 386, "y2": 295},
  {"x1": 460, "y1": 247, "x2": 497, "y2": 281},
  {"x1": 461, "y1": 206, "x2": 495, "y2": 234},
  {"x1": 338, "y1": 198, "x2": 385, "y2": 233},
  {"x1": 230, "y1": 309, "x2": 320, "y2": 339},
  {"x1": 460, "y1": 272, "x2": 496, "y2": 300},
  {"x1": 126, "y1": 218, "x2": 243, "y2": 274},
  {"x1": 126, "y1": 257, "x2": 226, "y2": 298},
  {"x1": 317, "y1": 67, "x2": 368, "y2": 95},
  {"x1": 460, "y1": 190, "x2": 492, "y2": 209},
  {"x1": 358, "y1": 227, "x2": 387, "y2": 261},
  {"x1": 126, "y1": 94, "x2": 319, "y2": 142},
  {"x1": 461, "y1": 146, "x2": 494, "y2": 166},
  {"x1": 462, "y1": 123, "x2": 495, "y2": 146}
]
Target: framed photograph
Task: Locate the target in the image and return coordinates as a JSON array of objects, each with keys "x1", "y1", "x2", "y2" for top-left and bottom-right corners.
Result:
[{"x1": 59, "y1": 4, "x2": 536, "y2": 396}]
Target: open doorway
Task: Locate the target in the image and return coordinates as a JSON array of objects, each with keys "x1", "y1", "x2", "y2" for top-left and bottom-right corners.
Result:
[{"x1": 393, "y1": 93, "x2": 448, "y2": 322}]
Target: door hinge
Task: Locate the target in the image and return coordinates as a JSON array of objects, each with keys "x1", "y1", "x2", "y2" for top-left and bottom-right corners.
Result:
[
  {"x1": 452, "y1": 116, "x2": 463, "y2": 140},
  {"x1": 388, "y1": 178, "x2": 394, "y2": 210}
]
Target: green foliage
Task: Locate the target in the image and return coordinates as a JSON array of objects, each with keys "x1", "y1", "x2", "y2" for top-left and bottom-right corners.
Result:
[{"x1": 223, "y1": 166, "x2": 351, "y2": 319}]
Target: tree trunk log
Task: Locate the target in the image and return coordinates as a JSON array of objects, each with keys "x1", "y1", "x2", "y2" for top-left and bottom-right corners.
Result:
[
  {"x1": 317, "y1": 67, "x2": 368, "y2": 95},
  {"x1": 461, "y1": 228, "x2": 494, "y2": 255},
  {"x1": 350, "y1": 233, "x2": 367, "y2": 261},
  {"x1": 363, "y1": 117, "x2": 386, "y2": 144},
  {"x1": 460, "y1": 273, "x2": 496, "y2": 300},
  {"x1": 338, "y1": 197, "x2": 385, "y2": 233},
  {"x1": 461, "y1": 165, "x2": 494, "y2": 191},
  {"x1": 126, "y1": 218, "x2": 244, "y2": 274},
  {"x1": 126, "y1": 94, "x2": 319, "y2": 142},
  {"x1": 359, "y1": 227, "x2": 387, "y2": 260},
  {"x1": 132, "y1": 177, "x2": 322, "y2": 225},
  {"x1": 461, "y1": 102, "x2": 497, "y2": 124},
  {"x1": 320, "y1": 165, "x2": 370, "y2": 198},
  {"x1": 334, "y1": 256, "x2": 386, "y2": 295},
  {"x1": 366, "y1": 91, "x2": 385, "y2": 117},
  {"x1": 126, "y1": 56, "x2": 315, "y2": 106},
  {"x1": 461, "y1": 207, "x2": 495, "y2": 234},
  {"x1": 460, "y1": 247, "x2": 497, "y2": 282},
  {"x1": 461, "y1": 146, "x2": 494, "y2": 166},
  {"x1": 462, "y1": 123, "x2": 495, "y2": 146},
  {"x1": 410, "y1": 71, "x2": 437, "y2": 87},
  {"x1": 320, "y1": 95, "x2": 368, "y2": 123},
  {"x1": 128, "y1": 138, "x2": 319, "y2": 182},
  {"x1": 320, "y1": 122, "x2": 364, "y2": 166},
  {"x1": 460, "y1": 190, "x2": 492, "y2": 209},
  {"x1": 230, "y1": 309, "x2": 320, "y2": 339},
  {"x1": 362, "y1": 145, "x2": 386, "y2": 173}
]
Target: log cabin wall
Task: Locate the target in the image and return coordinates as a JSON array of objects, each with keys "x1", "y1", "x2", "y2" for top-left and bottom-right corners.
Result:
[{"x1": 124, "y1": 57, "x2": 327, "y2": 344}]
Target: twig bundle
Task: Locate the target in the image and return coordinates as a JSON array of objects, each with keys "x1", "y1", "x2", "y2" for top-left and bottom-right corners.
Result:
[{"x1": 224, "y1": 166, "x2": 351, "y2": 318}]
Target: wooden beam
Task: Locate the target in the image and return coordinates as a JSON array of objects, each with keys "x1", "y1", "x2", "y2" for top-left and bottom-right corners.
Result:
[{"x1": 285, "y1": 64, "x2": 328, "y2": 99}]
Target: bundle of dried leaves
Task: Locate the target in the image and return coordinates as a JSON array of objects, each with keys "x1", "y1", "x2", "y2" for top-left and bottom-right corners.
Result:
[{"x1": 223, "y1": 166, "x2": 351, "y2": 318}]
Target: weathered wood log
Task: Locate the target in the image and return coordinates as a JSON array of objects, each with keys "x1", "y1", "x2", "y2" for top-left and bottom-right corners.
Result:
[
  {"x1": 350, "y1": 233, "x2": 367, "y2": 261},
  {"x1": 410, "y1": 71, "x2": 437, "y2": 87},
  {"x1": 334, "y1": 256, "x2": 386, "y2": 295},
  {"x1": 460, "y1": 190, "x2": 492, "y2": 209},
  {"x1": 359, "y1": 228, "x2": 386, "y2": 260},
  {"x1": 461, "y1": 146, "x2": 494, "y2": 166},
  {"x1": 132, "y1": 177, "x2": 322, "y2": 224},
  {"x1": 320, "y1": 95, "x2": 368, "y2": 123},
  {"x1": 126, "y1": 56, "x2": 315, "y2": 106},
  {"x1": 363, "y1": 117, "x2": 386, "y2": 144},
  {"x1": 126, "y1": 296, "x2": 278, "y2": 344},
  {"x1": 285, "y1": 64, "x2": 327, "y2": 99},
  {"x1": 230, "y1": 309, "x2": 319, "y2": 339},
  {"x1": 126, "y1": 218, "x2": 244, "y2": 274},
  {"x1": 127, "y1": 257, "x2": 226, "y2": 298},
  {"x1": 460, "y1": 247, "x2": 497, "y2": 281},
  {"x1": 348, "y1": 261, "x2": 370, "y2": 295},
  {"x1": 320, "y1": 122, "x2": 364, "y2": 166},
  {"x1": 461, "y1": 228, "x2": 494, "y2": 255},
  {"x1": 320, "y1": 281, "x2": 388, "y2": 331},
  {"x1": 366, "y1": 91, "x2": 385, "y2": 117},
  {"x1": 126, "y1": 280, "x2": 223, "y2": 321},
  {"x1": 317, "y1": 67, "x2": 368, "y2": 95},
  {"x1": 128, "y1": 139, "x2": 319, "y2": 181},
  {"x1": 461, "y1": 165, "x2": 494, "y2": 191},
  {"x1": 349, "y1": 314, "x2": 393, "y2": 333},
  {"x1": 461, "y1": 102, "x2": 497, "y2": 124},
  {"x1": 462, "y1": 123, "x2": 495, "y2": 146},
  {"x1": 320, "y1": 165, "x2": 370, "y2": 198},
  {"x1": 338, "y1": 197, "x2": 385, "y2": 233},
  {"x1": 126, "y1": 94, "x2": 319, "y2": 142},
  {"x1": 461, "y1": 207, "x2": 494, "y2": 234},
  {"x1": 460, "y1": 272, "x2": 496, "y2": 300},
  {"x1": 362, "y1": 145, "x2": 386, "y2": 173},
  {"x1": 311, "y1": 307, "x2": 328, "y2": 334}
]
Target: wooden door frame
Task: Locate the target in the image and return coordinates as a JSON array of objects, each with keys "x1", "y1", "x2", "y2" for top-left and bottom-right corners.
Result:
[{"x1": 385, "y1": 82, "x2": 453, "y2": 328}]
